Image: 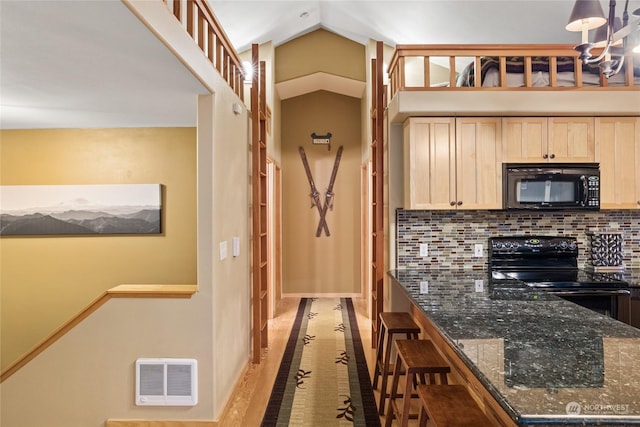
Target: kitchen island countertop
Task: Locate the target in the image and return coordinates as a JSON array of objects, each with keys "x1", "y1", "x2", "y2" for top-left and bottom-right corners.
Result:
[{"x1": 389, "y1": 268, "x2": 640, "y2": 426}]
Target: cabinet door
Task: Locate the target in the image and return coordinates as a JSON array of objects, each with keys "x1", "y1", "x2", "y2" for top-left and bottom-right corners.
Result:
[
  {"x1": 456, "y1": 118, "x2": 503, "y2": 209},
  {"x1": 502, "y1": 117, "x2": 547, "y2": 163},
  {"x1": 548, "y1": 117, "x2": 595, "y2": 162},
  {"x1": 403, "y1": 117, "x2": 456, "y2": 209},
  {"x1": 595, "y1": 117, "x2": 640, "y2": 209}
]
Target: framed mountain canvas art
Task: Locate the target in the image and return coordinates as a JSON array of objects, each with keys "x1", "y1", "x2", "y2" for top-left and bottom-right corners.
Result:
[{"x1": 0, "y1": 184, "x2": 162, "y2": 236}]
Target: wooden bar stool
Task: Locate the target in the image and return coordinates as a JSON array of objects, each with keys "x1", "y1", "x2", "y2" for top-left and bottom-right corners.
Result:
[
  {"x1": 385, "y1": 339, "x2": 451, "y2": 427},
  {"x1": 416, "y1": 384, "x2": 495, "y2": 427},
  {"x1": 373, "y1": 312, "x2": 421, "y2": 415}
]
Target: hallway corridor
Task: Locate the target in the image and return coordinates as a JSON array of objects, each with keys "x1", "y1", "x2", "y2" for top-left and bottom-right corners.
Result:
[{"x1": 218, "y1": 297, "x2": 379, "y2": 426}]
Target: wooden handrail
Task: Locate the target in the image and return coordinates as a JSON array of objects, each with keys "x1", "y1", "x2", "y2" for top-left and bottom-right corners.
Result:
[
  {"x1": 388, "y1": 43, "x2": 638, "y2": 97},
  {"x1": 163, "y1": 0, "x2": 245, "y2": 101},
  {"x1": 0, "y1": 284, "x2": 197, "y2": 383}
]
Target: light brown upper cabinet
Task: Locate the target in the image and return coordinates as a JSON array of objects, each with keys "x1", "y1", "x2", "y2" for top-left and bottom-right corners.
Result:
[
  {"x1": 548, "y1": 117, "x2": 595, "y2": 162},
  {"x1": 595, "y1": 117, "x2": 640, "y2": 209},
  {"x1": 503, "y1": 117, "x2": 595, "y2": 163},
  {"x1": 502, "y1": 117, "x2": 547, "y2": 163},
  {"x1": 403, "y1": 117, "x2": 502, "y2": 210},
  {"x1": 404, "y1": 117, "x2": 455, "y2": 209}
]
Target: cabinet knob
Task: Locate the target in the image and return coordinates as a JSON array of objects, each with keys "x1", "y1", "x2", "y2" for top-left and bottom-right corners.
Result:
[
  {"x1": 450, "y1": 201, "x2": 456, "y2": 206},
  {"x1": 543, "y1": 154, "x2": 548, "y2": 159},
  {"x1": 457, "y1": 201, "x2": 463, "y2": 206},
  {"x1": 550, "y1": 154, "x2": 556, "y2": 159}
]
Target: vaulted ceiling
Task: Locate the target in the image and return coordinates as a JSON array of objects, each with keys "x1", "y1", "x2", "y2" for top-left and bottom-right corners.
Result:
[
  {"x1": 2, "y1": 1, "x2": 639, "y2": 129},
  {"x1": 210, "y1": 1, "x2": 588, "y2": 52}
]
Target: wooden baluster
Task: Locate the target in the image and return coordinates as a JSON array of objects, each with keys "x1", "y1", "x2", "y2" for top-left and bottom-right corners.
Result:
[
  {"x1": 549, "y1": 56, "x2": 558, "y2": 87},
  {"x1": 499, "y1": 57, "x2": 507, "y2": 88},
  {"x1": 524, "y1": 56, "x2": 532, "y2": 87},
  {"x1": 449, "y1": 56, "x2": 456, "y2": 87}
]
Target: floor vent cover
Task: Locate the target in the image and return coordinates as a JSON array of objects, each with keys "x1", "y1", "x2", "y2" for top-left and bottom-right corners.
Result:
[{"x1": 135, "y1": 358, "x2": 197, "y2": 406}]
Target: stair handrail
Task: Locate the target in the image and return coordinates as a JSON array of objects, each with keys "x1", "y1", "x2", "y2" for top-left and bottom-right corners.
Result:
[
  {"x1": 0, "y1": 284, "x2": 197, "y2": 383},
  {"x1": 164, "y1": 0, "x2": 246, "y2": 101}
]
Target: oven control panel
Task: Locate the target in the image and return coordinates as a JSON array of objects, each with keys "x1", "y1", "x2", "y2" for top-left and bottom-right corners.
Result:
[{"x1": 490, "y1": 236, "x2": 578, "y2": 255}]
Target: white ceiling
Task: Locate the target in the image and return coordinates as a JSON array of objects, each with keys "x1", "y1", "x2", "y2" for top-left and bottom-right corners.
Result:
[
  {"x1": 0, "y1": 1, "x2": 208, "y2": 130},
  {"x1": 2, "y1": 0, "x2": 639, "y2": 130}
]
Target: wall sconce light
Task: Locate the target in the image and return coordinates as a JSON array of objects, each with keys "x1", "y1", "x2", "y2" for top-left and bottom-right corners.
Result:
[{"x1": 242, "y1": 61, "x2": 253, "y2": 84}]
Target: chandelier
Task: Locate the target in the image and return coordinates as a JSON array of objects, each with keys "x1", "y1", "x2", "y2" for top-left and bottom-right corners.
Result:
[{"x1": 566, "y1": 0, "x2": 640, "y2": 78}]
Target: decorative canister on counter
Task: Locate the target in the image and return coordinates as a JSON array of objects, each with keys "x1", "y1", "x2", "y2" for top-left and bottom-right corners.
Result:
[{"x1": 586, "y1": 231, "x2": 624, "y2": 272}]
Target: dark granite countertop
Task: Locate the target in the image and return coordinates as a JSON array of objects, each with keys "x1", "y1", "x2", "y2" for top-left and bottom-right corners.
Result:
[{"x1": 389, "y1": 269, "x2": 640, "y2": 426}]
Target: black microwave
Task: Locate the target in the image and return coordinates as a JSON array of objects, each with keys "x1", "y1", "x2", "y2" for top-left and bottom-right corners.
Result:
[{"x1": 503, "y1": 163, "x2": 600, "y2": 210}]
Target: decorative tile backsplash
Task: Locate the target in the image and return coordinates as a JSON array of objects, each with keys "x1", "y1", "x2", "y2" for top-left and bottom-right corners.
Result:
[{"x1": 396, "y1": 209, "x2": 640, "y2": 270}]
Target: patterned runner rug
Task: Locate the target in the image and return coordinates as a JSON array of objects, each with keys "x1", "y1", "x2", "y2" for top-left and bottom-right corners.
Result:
[{"x1": 261, "y1": 298, "x2": 381, "y2": 426}]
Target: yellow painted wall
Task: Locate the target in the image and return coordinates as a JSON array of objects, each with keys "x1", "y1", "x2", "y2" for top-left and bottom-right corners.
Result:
[
  {"x1": 275, "y1": 29, "x2": 366, "y2": 83},
  {"x1": 282, "y1": 90, "x2": 361, "y2": 294},
  {"x1": 0, "y1": 127, "x2": 197, "y2": 370}
]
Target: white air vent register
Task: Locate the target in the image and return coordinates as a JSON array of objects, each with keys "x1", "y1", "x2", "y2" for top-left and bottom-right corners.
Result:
[{"x1": 135, "y1": 358, "x2": 197, "y2": 406}]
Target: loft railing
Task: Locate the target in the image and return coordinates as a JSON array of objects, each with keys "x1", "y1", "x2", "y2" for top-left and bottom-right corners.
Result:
[
  {"x1": 164, "y1": 0, "x2": 245, "y2": 101},
  {"x1": 388, "y1": 44, "x2": 638, "y2": 98}
]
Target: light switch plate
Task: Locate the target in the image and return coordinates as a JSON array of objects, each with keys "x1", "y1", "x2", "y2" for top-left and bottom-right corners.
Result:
[
  {"x1": 475, "y1": 279, "x2": 484, "y2": 292},
  {"x1": 219, "y1": 241, "x2": 228, "y2": 260}
]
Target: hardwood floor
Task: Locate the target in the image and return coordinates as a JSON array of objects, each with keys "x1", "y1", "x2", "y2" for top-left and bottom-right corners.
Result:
[{"x1": 217, "y1": 296, "x2": 421, "y2": 426}]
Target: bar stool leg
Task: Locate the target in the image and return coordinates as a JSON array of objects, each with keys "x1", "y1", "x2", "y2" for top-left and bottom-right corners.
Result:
[
  {"x1": 372, "y1": 321, "x2": 386, "y2": 390},
  {"x1": 418, "y1": 406, "x2": 428, "y2": 427},
  {"x1": 378, "y1": 330, "x2": 395, "y2": 414},
  {"x1": 400, "y1": 368, "x2": 414, "y2": 427},
  {"x1": 384, "y1": 353, "x2": 403, "y2": 427}
]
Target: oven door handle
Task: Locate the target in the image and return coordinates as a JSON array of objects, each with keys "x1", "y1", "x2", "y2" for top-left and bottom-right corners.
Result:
[{"x1": 548, "y1": 289, "x2": 631, "y2": 296}]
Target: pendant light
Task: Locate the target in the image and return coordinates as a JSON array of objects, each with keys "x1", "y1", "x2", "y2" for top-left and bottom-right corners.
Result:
[{"x1": 566, "y1": 0, "x2": 640, "y2": 78}]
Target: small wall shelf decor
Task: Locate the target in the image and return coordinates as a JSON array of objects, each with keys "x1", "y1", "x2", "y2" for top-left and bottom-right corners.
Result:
[
  {"x1": 586, "y1": 231, "x2": 624, "y2": 272},
  {"x1": 311, "y1": 132, "x2": 332, "y2": 150},
  {"x1": 0, "y1": 184, "x2": 162, "y2": 236}
]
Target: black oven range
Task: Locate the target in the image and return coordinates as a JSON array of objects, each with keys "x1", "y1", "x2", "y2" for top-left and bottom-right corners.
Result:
[{"x1": 489, "y1": 235, "x2": 631, "y2": 324}]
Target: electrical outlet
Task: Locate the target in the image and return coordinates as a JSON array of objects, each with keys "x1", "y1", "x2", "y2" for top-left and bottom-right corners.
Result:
[
  {"x1": 474, "y1": 243, "x2": 483, "y2": 257},
  {"x1": 420, "y1": 243, "x2": 429, "y2": 257},
  {"x1": 475, "y1": 279, "x2": 484, "y2": 292},
  {"x1": 420, "y1": 281, "x2": 429, "y2": 294}
]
